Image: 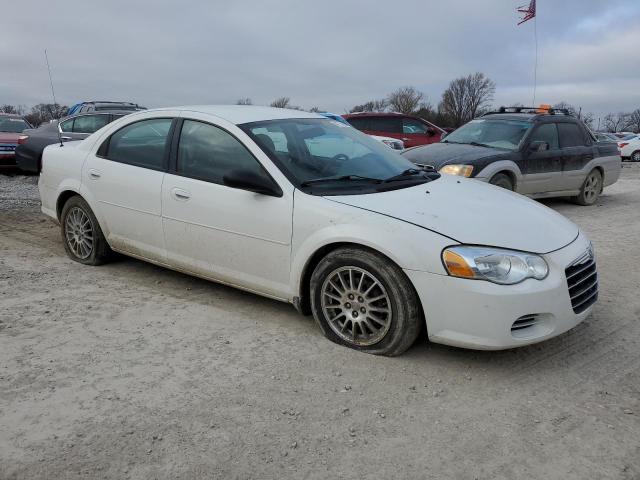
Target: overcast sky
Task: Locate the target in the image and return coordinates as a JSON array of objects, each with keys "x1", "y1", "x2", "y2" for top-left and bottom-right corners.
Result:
[{"x1": 3, "y1": 0, "x2": 639, "y2": 122}]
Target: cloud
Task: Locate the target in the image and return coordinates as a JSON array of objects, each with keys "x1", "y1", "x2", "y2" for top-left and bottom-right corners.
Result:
[{"x1": 2, "y1": 0, "x2": 639, "y2": 119}]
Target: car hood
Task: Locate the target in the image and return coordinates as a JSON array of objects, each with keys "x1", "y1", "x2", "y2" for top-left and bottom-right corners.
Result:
[
  {"x1": 0, "y1": 132, "x2": 20, "y2": 143},
  {"x1": 402, "y1": 142, "x2": 507, "y2": 169},
  {"x1": 327, "y1": 175, "x2": 579, "y2": 254}
]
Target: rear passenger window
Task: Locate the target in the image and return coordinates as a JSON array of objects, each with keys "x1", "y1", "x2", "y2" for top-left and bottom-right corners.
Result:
[
  {"x1": 368, "y1": 117, "x2": 402, "y2": 133},
  {"x1": 345, "y1": 117, "x2": 370, "y2": 131},
  {"x1": 177, "y1": 120, "x2": 266, "y2": 184},
  {"x1": 72, "y1": 115, "x2": 109, "y2": 134},
  {"x1": 558, "y1": 123, "x2": 586, "y2": 148},
  {"x1": 402, "y1": 118, "x2": 427, "y2": 134},
  {"x1": 529, "y1": 123, "x2": 559, "y2": 150},
  {"x1": 105, "y1": 118, "x2": 172, "y2": 170}
]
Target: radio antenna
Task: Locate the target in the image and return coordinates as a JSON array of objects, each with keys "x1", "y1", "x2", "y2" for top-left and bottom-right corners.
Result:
[{"x1": 44, "y1": 49, "x2": 64, "y2": 147}]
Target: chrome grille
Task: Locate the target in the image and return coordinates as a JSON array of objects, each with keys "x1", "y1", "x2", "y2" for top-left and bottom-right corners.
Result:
[{"x1": 565, "y1": 248, "x2": 598, "y2": 314}]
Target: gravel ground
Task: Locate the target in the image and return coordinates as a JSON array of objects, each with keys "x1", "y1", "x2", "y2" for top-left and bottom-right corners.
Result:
[{"x1": 1, "y1": 165, "x2": 639, "y2": 479}]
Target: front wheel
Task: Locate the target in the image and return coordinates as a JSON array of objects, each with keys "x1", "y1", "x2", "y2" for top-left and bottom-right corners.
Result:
[
  {"x1": 60, "y1": 196, "x2": 112, "y2": 265},
  {"x1": 489, "y1": 172, "x2": 514, "y2": 191},
  {"x1": 310, "y1": 247, "x2": 423, "y2": 356},
  {"x1": 573, "y1": 169, "x2": 602, "y2": 206}
]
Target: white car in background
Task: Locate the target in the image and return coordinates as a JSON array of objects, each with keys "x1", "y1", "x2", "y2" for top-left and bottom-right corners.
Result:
[
  {"x1": 39, "y1": 106, "x2": 597, "y2": 355},
  {"x1": 618, "y1": 135, "x2": 640, "y2": 161}
]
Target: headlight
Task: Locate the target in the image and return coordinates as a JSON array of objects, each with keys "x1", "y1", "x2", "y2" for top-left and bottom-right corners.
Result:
[
  {"x1": 439, "y1": 164, "x2": 474, "y2": 177},
  {"x1": 442, "y1": 246, "x2": 548, "y2": 285}
]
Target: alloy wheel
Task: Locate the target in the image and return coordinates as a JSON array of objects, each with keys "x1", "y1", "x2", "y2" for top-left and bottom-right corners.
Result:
[
  {"x1": 583, "y1": 173, "x2": 600, "y2": 204},
  {"x1": 633, "y1": 151, "x2": 640, "y2": 162},
  {"x1": 320, "y1": 266, "x2": 392, "y2": 346},
  {"x1": 64, "y1": 207, "x2": 94, "y2": 259}
]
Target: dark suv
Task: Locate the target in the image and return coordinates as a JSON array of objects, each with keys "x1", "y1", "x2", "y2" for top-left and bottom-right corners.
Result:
[
  {"x1": 402, "y1": 107, "x2": 621, "y2": 205},
  {"x1": 66, "y1": 101, "x2": 145, "y2": 116},
  {"x1": 343, "y1": 112, "x2": 445, "y2": 148}
]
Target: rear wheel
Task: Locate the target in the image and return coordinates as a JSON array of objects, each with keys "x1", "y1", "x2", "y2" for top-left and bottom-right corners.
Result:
[
  {"x1": 632, "y1": 150, "x2": 640, "y2": 162},
  {"x1": 489, "y1": 172, "x2": 514, "y2": 191},
  {"x1": 310, "y1": 247, "x2": 423, "y2": 356},
  {"x1": 573, "y1": 169, "x2": 602, "y2": 206},
  {"x1": 60, "y1": 196, "x2": 112, "y2": 265}
]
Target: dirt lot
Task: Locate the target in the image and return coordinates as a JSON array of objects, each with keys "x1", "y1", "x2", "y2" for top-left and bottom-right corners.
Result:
[{"x1": 1, "y1": 165, "x2": 639, "y2": 479}]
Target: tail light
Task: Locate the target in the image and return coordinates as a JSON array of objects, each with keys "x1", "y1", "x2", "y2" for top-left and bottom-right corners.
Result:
[
  {"x1": 18, "y1": 135, "x2": 29, "y2": 145},
  {"x1": 619, "y1": 143, "x2": 628, "y2": 148}
]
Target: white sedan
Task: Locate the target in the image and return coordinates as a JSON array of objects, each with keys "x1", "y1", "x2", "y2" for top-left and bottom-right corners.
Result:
[
  {"x1": 39, "y1": 106, "x2": 598, "y2": 355},
  {"x1": 618, "y1": 135, "x2": 640, "y2": 161}
]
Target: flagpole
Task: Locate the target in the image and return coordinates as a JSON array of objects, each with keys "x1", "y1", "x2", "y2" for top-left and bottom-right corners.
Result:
[{"x1": 532, "y1": 14, "x2": 538, "y2": 106}]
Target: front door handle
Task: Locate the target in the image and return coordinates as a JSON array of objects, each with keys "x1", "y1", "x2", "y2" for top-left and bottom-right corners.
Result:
[
  {"x1": 88, "y1": 169, "x2": 101, "y2": 179},
  {"x1": 171, "y1": 188, "x2": 191, "y2": 201},
  {"x1": 60, "y1": 136, "x2": 73, "y2": 141}
]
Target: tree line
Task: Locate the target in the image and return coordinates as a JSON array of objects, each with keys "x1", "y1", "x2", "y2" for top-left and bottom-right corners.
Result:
[{"x1": 4, "y1": 72, "x2": 640, "y2": 132}]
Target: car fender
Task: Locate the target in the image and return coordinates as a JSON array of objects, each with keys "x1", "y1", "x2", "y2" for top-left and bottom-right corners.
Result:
[
  {"x1": 474, "y1": 160, "x2": 523, "y2": 185},
  {"x1": 289, "y1": 193, "x2": 453, "y2": 299}
]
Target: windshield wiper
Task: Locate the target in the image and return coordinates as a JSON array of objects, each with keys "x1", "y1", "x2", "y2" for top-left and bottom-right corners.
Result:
[
  {"x1": 300, "y1": 174, "x2": 383, "y2": 187},
  {"x1": 469, "y1": 141, "x2": 493, "y2": 148},
  {"x1": 382, "y1": 168, "x2": 425, "y2": 183}
]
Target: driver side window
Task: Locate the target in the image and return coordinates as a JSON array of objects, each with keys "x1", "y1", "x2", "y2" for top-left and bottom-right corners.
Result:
[
  {"x1": 529, "y1": 123, "x2": 559, "y2": 150},
  {"x1": 177, "y1": 120, "x2": 267, "y2": 184}
]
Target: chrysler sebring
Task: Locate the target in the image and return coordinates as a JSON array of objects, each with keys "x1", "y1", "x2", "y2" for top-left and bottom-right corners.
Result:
[{"x1": 39, "y1": 106, "x2": 598, "y2": 356}]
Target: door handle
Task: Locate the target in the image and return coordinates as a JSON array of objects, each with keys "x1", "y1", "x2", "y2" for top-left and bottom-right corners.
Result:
[
  {"x1": 171, "y1": 188, "x2": 191, "y2": 201},
  {"x1": 88, "y1": 169, "x2": 101, "y2": 179},
  {"x1": 402, "y1": 138, "x2": 410, "y2": 141},
  {"x1": 60, "y1": 136, "x2": 72, "y2": 141}
]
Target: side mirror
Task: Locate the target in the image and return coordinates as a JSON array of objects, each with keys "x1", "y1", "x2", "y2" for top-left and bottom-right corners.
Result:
[
  {"x1": 426, "y1": 128, "x2": 437, "y2": 136},
  {"x1": 223, "y1": 169, "x2": 282, "y2": 197},
  {"x1": 528, "y1": 140, "x2": 549, "y2": 153}
]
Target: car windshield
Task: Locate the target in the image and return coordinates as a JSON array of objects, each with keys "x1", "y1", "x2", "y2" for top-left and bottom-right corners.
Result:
[
  {"x1": 442, "y1": 118, "x2": 532, "y2": 151},
  {"x1": 240, "y1": 118, "x2": 433, "y2": 194},
  {"x1": 0, "y1": 117, "x2": 29, "y2": 133}
]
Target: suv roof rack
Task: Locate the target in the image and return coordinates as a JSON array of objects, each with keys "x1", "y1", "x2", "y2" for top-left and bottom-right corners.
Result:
[{"x1": 483, "y1": 106, "x2": 573, "y2": 116}]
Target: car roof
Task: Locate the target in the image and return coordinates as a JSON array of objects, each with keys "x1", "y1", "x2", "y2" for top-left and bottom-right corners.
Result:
[
  {"x1": 343, "y1": 112, "x2": 409, "y2": 118},
  {"x1": 153, "y1": 105, "x2": 323, "y2": 125}
]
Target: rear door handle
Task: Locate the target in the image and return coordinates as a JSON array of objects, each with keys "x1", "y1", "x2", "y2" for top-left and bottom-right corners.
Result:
[
  {"x1": 88, "y1": 169, "x2": 101, "y2": 179},
  {"x1": 171, "y1": 188, "x2": 191, "y2": 201}
]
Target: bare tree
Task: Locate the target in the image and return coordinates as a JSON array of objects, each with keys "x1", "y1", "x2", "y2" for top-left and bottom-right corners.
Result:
[
  {"x1": 270, "y1": 97, "x2": 291, "y2": 109},
  {"x1": 625, "y1": 109, "x2": 640, "y2": 133},
  {"x1": 603, "y1": 112, "x2": 629, "y2": 133},
  {"x1": 308, "y1": 106, "x2": 320, "y2": 113},
  {"x1": 23, "y1": 103, "x2": 68, "y2": 127},
  {"x1": 348, "y1": 99, "x2": 388, "y2": 113},
  {"x1": 236, "y1": 98, "x2": 252, "y2": 105},
  {"x1": 1, "y1": 105, "x2": 22, "y2": 114},
  {"x1": 387, "y1": 86, "x2": 424, "y2": 114},
  {"x1": 553, "y1": 102, "x2": 595, "y2": 129},
  {"x1": 439, "y1": 72, "x2": 496, "y2": 127}
]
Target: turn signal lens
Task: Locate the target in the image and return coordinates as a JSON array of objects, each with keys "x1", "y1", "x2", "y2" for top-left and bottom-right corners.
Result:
[
  {"x1": 439, "y1": 164, "x2": 474, "y2": 177},
  {"x1": 442, "y1": 250, "x2": 476, "y2": 278}
]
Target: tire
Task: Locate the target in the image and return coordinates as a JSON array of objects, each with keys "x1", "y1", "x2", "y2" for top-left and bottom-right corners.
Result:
[
  {"x1": 309, "y1": 247, "x2": 423, "y2": 356},
  {"x1": 573, "y1": 169, "x2": 602, "y2": 206},
  {"x1": 489, "y1": 172, "x2": 514, "y2": 191},
  {"x1": 60, "y1": 195, "x2": 112, "y2": 265},
  {"x1": 632, "y1": 150, "x2": 640, "y2": 162}
]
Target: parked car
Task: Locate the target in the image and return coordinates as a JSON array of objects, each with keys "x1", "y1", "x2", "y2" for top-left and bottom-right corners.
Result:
[
  {"x1": 66, "y1": 101, "x2": 145, "y2": 116},
  {"x1": 39, "y1": 106, "x2": 598, "y2": 355},
  {"x1": 402, "y1": 107, "x2": 621, "y2": 205},
  {"x1": 343, "y1": 112, "x2": 445, "y2": 148},
  {"x1": 594, "y1": 132, "x2": 619, "y2": 143},
  {"x1": 16, "y1": 110, "x2": 133, "y2": 172},
  {"x1": 618, "y1": 135, "x2": 640, "y2": 161},
  {"x1": 0, "y1": 114, "x2": 32, "y2": 167},
  {"x1": 318, "y1": 112, "x2": 404, "y2": 150}
]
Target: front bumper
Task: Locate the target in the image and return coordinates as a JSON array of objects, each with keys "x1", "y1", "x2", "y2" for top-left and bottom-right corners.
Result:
[
  {"x1": 405, "y1": 232, "x2": 595, "y2": 350},
  {"x1": 0, "y1": 152, "x2": 16, "y2": 167}
]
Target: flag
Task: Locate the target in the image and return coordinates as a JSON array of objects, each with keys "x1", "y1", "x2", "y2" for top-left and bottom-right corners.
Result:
[{"x1": 517, "y1": 0, "x2": 536, "y2": 25}]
